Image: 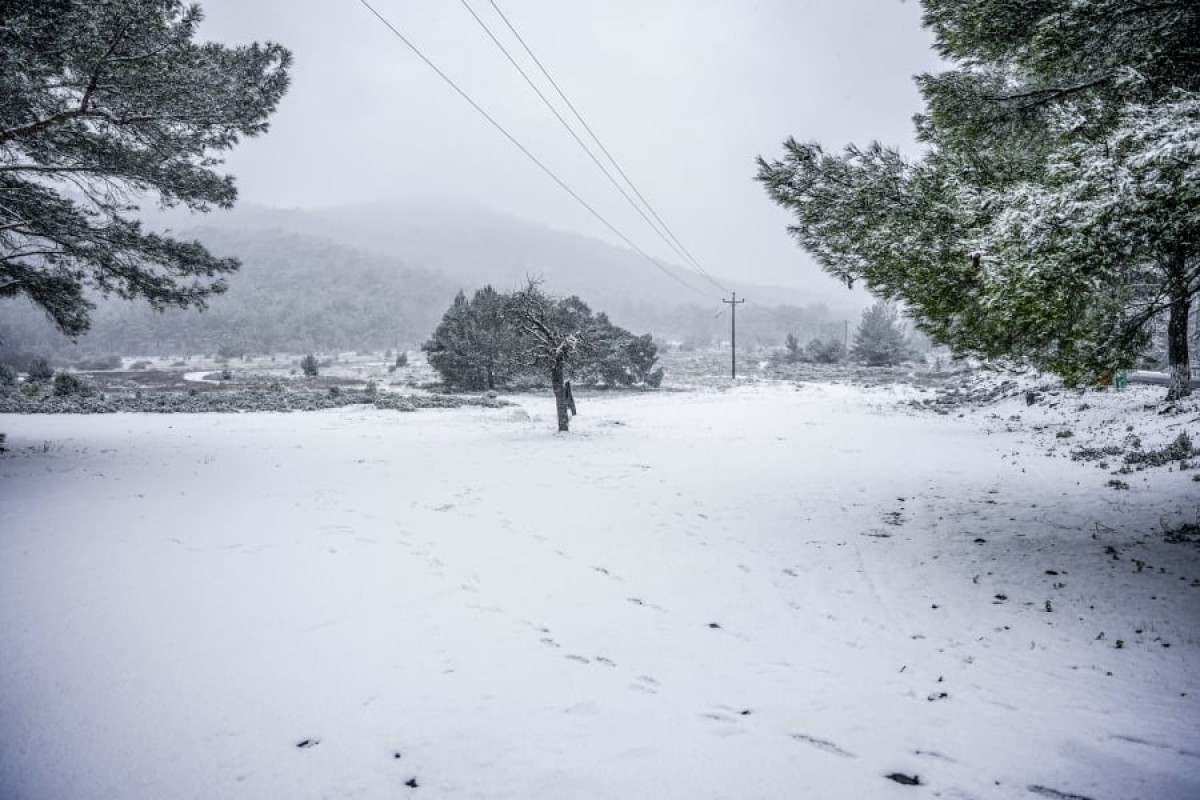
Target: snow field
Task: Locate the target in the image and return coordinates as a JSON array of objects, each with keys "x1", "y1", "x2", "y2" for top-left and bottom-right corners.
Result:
[{"x1": 0, "y1": 382, "x2": 1197, "y2": 799}]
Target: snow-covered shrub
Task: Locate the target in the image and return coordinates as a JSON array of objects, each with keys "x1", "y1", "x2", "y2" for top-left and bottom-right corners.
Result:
[
  {"x1": 300, "y1": 354, "x2": 319, "y2": 377},
  {"x1": 807, "y1": 338, "x2": 846, "y2": 364},
  {"x1": 53, "y1": 372, "x2": 94, "y2": 397},
  {"x1": 26, "y1": 358, "x2": 53, "y2": 382},
  {"x1": 76, "y1": 354, "x2": 122, "y2": 370}
]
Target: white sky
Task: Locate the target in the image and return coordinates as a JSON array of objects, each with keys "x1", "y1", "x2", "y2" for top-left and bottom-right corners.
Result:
[{"x1": 197, "y1": 0, "x2": 943, "y2": 291}]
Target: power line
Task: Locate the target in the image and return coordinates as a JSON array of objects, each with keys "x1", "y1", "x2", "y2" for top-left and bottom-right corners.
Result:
[
  {"x1": 354, "y1": 0, "x2": 707, "y2": 297},
  {"x1": 457, "y1": 0, "x2": 703, "y2": 283},
  {"x1": 482, "y1": 0, "x2": 730, "y2": 294}
]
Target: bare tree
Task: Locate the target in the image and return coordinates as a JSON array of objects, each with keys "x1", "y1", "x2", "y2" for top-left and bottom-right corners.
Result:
[{"x1": 506, "y1": 280, "x2": 590, "y2": 431}]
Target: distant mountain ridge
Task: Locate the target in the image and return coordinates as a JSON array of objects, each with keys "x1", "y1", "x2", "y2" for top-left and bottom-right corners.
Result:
[
  {"x1": 147, "y1": 200, "x2": 861, "y2": 316},
  {"x1": 1, "y1": 200, "x2": 860, "y2": 359},
  {"x1": 0, "y1": 227, "x2": 457, "y2": 357}
]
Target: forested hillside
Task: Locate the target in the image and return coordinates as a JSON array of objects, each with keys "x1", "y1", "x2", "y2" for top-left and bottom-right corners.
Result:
[
  {"x1": 0, "y1": 228, "x2": 457, "y2": 359},
  {"x1": 1, "y1": 204, "x2": 859, "y2": 361}
]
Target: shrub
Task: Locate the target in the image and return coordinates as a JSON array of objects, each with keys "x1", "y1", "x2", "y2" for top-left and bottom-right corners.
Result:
[
  {"x1": 53, "y1": 371, "x2": 93, "y2": 397},
  {"x1": 784, "y1": 333, "x2": 803, "y2": 363},
  {"x1": 300, "y1": 354, "x2": 319, "y2": 377},
  {"x1": 1125, "y1": 432, "x2": 1195, "y2": 468},
  {"x1": 807, "y1": 338, "x2": 846, "y2": 364},
  {"x1": 27, "y1": 357, "x2": 54, "y2": 381},
  {"x1": 77, "y1": 354, "x2": 122, "y2": 370},
  {"x1": 395, "y1": 352, "x2": 408, "y2": 367}
]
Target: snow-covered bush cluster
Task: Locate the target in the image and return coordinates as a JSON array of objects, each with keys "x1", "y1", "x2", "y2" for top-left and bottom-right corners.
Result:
[{"x1": 0, "y1": 384, "x2": 507, "y2": 415}]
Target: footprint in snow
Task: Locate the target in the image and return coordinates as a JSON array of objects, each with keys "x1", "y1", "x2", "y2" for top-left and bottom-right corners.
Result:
[
  {"x1": 626, "y1": 597, "x2": 666, "y2": 611},
  {"x1": 1109, "y1": 733, "x2": 1200, "y2": 760},
  {"x1": 790, "y1": 733, "x2": 854, "y2": 758},
  {"x1": 1027, "y1": 786, "x2": 1094, "y2": 800},
  {"x1": 629, "y1": 675, "x2": 659, "y2": 694},
  {"x1": 703, "y1": 705, "x2": 753, "y2": 723}
]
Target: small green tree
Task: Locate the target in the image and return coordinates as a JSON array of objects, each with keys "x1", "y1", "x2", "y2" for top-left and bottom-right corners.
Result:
[
  {"x1": 300, "y1": 353, "x2": 319, "y2": 377},
  {"x1": 852, "y1": 301, "x2": 911, "y2": 366},
  {"x1": 784, "y1": 333, "x2": 803, "y2": 363},
  {"x1": 582, "y1": 315, "x2": 662, "y2": 387},
  {"x1": 423, "y1": 286, "x2": 516, "y2": 390}
]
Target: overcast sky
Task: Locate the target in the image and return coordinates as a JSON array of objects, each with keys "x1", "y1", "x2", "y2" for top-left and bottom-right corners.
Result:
[{"x1": 197, "y1": 0, "x2": 944, "y2": 293}]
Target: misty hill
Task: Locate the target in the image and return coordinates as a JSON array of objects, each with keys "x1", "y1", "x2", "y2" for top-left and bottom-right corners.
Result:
[
  {"x1": 2, "y1": 200, "x2": 859, "y2": 360},
  {"x1": 0, "y1": 228, "x2": 458, "y2": 358},
  {"x1": 149, "y1": 200, "x2": 861, "y2": 341}
]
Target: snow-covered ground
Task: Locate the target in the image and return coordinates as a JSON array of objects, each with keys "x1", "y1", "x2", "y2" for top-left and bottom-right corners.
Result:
[{"x1": 1, "y1": 382, "x2": 1197, "y2": 800}]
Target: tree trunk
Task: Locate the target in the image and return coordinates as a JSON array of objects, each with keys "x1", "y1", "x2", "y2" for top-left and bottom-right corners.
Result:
[
  {"x1": 1165, "y1": 253, "x2": 1192, "y2": 402},
  {"x1": 551, "y1": 362, "x2": 570, "y2": 432},
  {"x1": 564, "y1": 380, "x2": 577, "y2": 416}
]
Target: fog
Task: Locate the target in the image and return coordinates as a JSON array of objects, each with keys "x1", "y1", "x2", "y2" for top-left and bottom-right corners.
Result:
[{"x1": 195, "y1": 0, "x2": 943, "y2": 297}]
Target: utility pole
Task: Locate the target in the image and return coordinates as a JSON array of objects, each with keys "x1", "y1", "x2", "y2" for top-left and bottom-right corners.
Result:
[{"x1": 723, "y1": 292, "x2": 745, "y2": 379}]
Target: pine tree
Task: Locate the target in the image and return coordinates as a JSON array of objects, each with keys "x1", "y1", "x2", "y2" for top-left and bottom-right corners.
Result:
[
  {"x1": 758, "y1": 0, "x2": 1199, "y2": 398},
  {"x1": 784, "y1": 333, "x2": 802, "y2": 363},
  {"x1": 423, "y1": 286, "x2": 516, "y2": 391},
  {"x1": 299, "y1": 354, "x2": 318, "y2": 377},
  {"x1": 579, "y1": 314, "x2": 661, "y2": 387},
  {"x1": 0, "y1": 0, "x2": 292, "y2": 336},
  {"x1": 852, "y1": 301, "x2": 911, "y2": 366}
]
